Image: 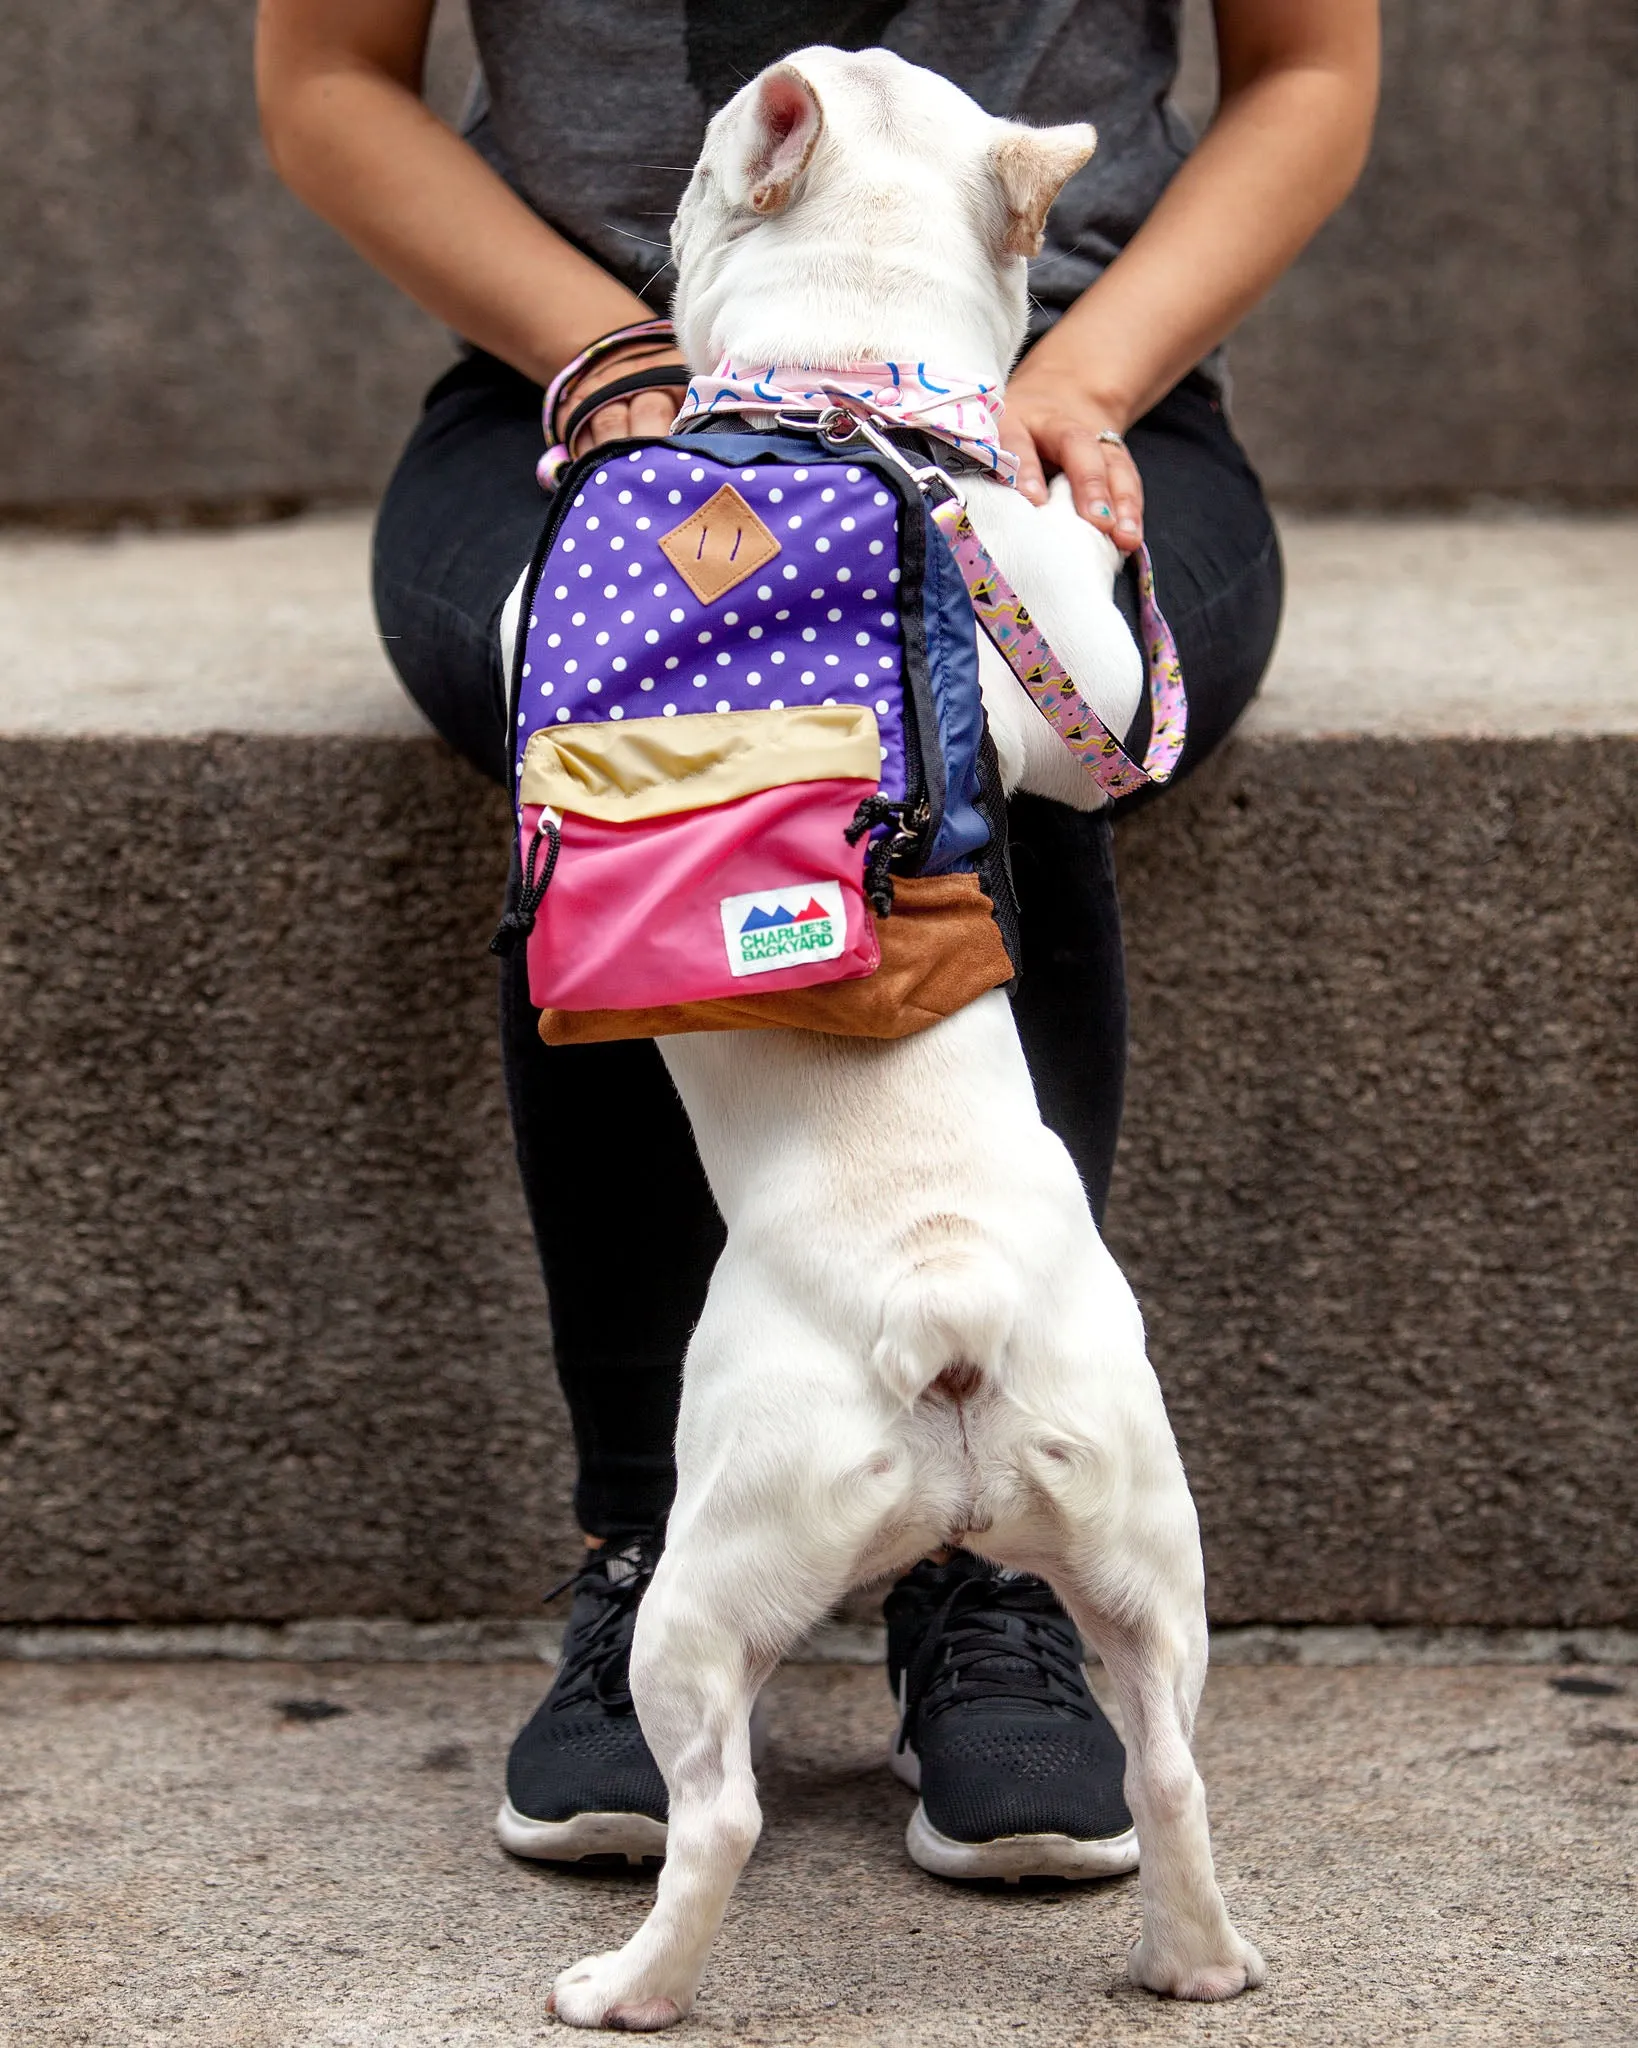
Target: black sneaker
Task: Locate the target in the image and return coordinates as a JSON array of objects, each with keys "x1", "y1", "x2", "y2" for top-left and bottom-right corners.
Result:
[
  {"x1": 495, "y1": 1534, "x2": 669, "y2": 1866},
  {"x1": 884, "y1": 1553, "x2": 1139, "y2": 1883}
]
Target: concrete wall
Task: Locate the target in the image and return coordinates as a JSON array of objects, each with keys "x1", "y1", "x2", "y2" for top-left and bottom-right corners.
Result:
[
  {"x1": 1109, "y1": 738, "x2": 1637, "y2": 1627},
  {"x1": 3, "y1": 720, "x2": 1633, "y2": 1629},
  {"x1": 0, "y1": 740, "x2": 571, "y2": 1626},
  {"x1": 1, "y1": 1, "x2": 1633, "y2": 516},
  {"x1": 1222, "y1": 2, "x2": 1638, "y2": 504},
  {"x1": 0, "y1": 0, "x2": 467, "y2": 518}
]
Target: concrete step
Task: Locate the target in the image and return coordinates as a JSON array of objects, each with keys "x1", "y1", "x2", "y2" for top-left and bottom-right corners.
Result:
[
  {"x1": 0, "y1": 514, "x2": 1634, "y2": 1630},
  {"x1": 1, "y1": 1653, "x2": 1632, "y2": 2044}
]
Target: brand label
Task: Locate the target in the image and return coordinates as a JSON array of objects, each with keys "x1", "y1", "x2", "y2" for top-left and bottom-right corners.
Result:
[{"x1": 720, "y1": 881, "x2": 847, "y2": 977}]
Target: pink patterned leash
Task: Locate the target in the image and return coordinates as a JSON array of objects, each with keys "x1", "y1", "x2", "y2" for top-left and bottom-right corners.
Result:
[
  {"x1": 930, "y1": 495, "x2": 1186, "y2": 799},
  {"x1": 796, "y1": 396, "x2": 1187, "y2": 799}
]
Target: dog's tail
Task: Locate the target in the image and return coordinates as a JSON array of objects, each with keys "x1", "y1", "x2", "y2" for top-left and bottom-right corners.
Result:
[{"x1": 870, "y1": 1242, "x2": 1021, "y2": 1408}]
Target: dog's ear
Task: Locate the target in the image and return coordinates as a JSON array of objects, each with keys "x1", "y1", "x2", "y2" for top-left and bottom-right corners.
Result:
[
  {"x1": 742, "y1": 65, "x2": 825, "y2": 216},
  {"x1": 989, "y1": 122, "x2": 1096, "y2": 257}
]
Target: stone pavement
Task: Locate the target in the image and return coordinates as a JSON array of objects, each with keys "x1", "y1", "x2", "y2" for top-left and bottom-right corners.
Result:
[{"x1": 1, "y1": 1656, "x2": 1633, "y2": 2046}]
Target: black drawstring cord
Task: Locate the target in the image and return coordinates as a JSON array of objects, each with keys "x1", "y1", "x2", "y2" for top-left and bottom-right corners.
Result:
[
  {"x1": 862, "y1": 836, "x2": 897, "y2": 917},
  {"x1": 489, "y1": 816, "x2": 561, "y2": 956},
  {"x1": 845, "y1": 792, "x2": 903, "y2": 845},
  {"x1": 846, "y1": 794, "x2": 929, "y2": 918}
]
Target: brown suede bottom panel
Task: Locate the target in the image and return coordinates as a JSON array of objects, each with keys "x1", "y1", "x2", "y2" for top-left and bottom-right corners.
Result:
[{"x1": 538, "y1": 871, "x2": 1013, "y2": 1045}]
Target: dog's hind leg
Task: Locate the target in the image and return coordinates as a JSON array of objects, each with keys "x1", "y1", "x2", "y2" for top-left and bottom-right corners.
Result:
[
  {"x1": 1086, "y1": 1613, "x2": 1265, "y2": 2000},
  {"x1": 1016, "y1": 1422, "x2": 1265, "y2": 2000},
  {"x1": 550, "y1": 1326, "x2": 910, "y2": 2030},
  {"x1": 547, "y1": 1555, "x2": 767, "y2": 2029}
]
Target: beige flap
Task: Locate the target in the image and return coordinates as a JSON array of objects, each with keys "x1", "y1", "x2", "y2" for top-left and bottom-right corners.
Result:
[{"x1": 519, "y1": 704, "x2": 882, "y2": 822}]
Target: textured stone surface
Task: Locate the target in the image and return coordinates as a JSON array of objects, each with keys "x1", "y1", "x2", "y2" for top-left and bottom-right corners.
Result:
[
  {"x1": 1, "y1": 739, "x2": 1633, "y2": 1627},
  {"x1": 1, "y1": 2, "x2": 1634, "y2": 513},
  {"x1": 0, "y1": 515, "x2": 1634, "y2": 1628},
  {"x1": 1240, "y1": 517, "x2": 1638, "y2": 738},
  {"x1": 0, "y1": 0, "x2": 467, "y2": 516},
  {"x1": 0, "y1": 514, "x2": 422, "y2": 737},
  {"x1": 0, "y1": 1657, "x2": 1633, "y2": 2044},
  {"x1": 1106, "y1": 738, "x2": 1637, "y2": 1626},
  {"x1": 0, "y1": 739, "x2": 565, "y2": 1622},
  {"x1": 4, "y1": 511, "x2": 1635, "y2": 739},
  {"x1": 1194, "y1": 1, "x2": 1638, "y2": 504}
]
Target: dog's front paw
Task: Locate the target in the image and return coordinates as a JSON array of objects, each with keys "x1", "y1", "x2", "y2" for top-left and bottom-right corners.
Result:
[
  {"x1": 1129, "y1": 1930, "x2": 1266, "y2": 2001},
  {"x1": 549, "y1": 1950, "x2": 688, "y2": 2031}
]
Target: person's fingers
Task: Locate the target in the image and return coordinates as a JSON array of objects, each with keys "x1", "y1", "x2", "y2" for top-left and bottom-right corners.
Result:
[
  {"x1": 630, "y1": 386, "x2": 688, "y2": 438},
  {"x1": 561, "y1": 347, "x2": 687, "y2": 451},
  {"x1": 571, "y1": 398, "x2": 626, "y2": 455},
  {"x1": 573, "y1": 384, "x2": 691, "y2": 455},
  {"x1": 1103, "y1": 442, "x2": 1145, "y2": 551},
  {"x1": 998, "y1": 413, "x2": 1049, "y2": 505},
  {"x1": 1054, "y1": 428, "x2": 1119, "y2": 540},
  {"x1": 1056, "y1": 428, "x2": 1145, "y2": 551}
]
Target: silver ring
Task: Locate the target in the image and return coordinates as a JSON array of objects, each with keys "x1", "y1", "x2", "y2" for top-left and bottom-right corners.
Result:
[{"x1": 1095, "y1": 429, "x2": 1126, "y2": 448}]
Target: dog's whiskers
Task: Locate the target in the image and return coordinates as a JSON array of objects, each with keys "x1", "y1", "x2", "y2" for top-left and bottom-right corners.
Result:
[{"x1": 602, "y1": 223, "x2": 673, "y2": 251}]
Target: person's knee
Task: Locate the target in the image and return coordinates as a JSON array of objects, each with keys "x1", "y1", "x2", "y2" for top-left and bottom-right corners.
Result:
[{"x1": 371, "y1": 565, "x2": 511, "y2": 784}]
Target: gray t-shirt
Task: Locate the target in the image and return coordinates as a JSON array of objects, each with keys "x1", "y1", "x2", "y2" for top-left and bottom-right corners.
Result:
[{"x1": 464, "y1": 0, "x2": 1200, "y2": 351}]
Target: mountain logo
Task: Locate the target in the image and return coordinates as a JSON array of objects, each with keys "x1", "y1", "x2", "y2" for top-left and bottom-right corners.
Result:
[{"x1": 720, "y1": 881, "x2": 847, "y2": 977}]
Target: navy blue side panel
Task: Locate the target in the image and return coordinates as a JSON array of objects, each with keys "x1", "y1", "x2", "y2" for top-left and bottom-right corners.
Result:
[
  {"x1": 666, "y1": 429, "x2": 848, "y2": 466},
  {"x1": 918, "y1": 504, "x2": 991, "y2": 875}
]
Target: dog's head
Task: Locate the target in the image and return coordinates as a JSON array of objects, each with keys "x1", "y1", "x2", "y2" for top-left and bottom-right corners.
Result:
[{"x1": 671, "y1": 48, "x2": 1094, "y2": 376}]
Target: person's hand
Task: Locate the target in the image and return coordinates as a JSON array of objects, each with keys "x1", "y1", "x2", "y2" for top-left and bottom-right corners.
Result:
[
  {"x1": 998, "y1": 364, "x2": 1144, "y2": 554},
  {"x1": 560, "y1": 345, "x2": 692, "y2": 455}
]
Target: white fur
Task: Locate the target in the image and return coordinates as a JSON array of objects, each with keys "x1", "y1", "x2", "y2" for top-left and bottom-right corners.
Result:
[{"x1": 522, "y1": 48, "x2": 1263, "y2": 2029}]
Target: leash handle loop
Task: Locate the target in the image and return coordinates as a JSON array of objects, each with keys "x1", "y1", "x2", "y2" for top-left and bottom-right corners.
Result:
[
  {"x1": 805, "y1": 395, "x2": 1187, "y2": 799},
  {"x1": 929, "y1": 496, "x2": 1187, "y2": 800},
  {"x1": 557, "y1": 363, "x2": 691, "y2": 458}
]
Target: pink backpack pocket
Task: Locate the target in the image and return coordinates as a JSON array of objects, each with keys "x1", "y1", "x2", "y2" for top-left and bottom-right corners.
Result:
[{"x1": 515, "y1": 705, "x2": 883, "y2": 1013}]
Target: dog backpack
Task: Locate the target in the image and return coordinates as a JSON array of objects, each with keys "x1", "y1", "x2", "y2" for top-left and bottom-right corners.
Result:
[{"x1": 494, "y1": 426, "x2": 1023, "y2": 1043}]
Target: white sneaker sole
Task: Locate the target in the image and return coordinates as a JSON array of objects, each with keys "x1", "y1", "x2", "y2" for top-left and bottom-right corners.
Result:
[
  {"x1": 892, "y1": 1726, "x2": 1139, "y2": 1883},
  {"x1": 904, "y1": 1801, "x2": 1140, "y2": 1883},
  {"x1": 494, "y1": 1798, "x2": 667, "y2": 1865}
]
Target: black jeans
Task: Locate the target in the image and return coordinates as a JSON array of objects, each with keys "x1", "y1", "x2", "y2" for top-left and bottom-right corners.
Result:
[{"x1": 374, "y1": 350, "x2": 1281, "y2": 1536}]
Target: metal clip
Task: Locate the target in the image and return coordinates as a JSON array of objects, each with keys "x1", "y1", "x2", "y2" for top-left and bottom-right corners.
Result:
[{"x1": 813, "y1": 395, "x2": 956, "y2": 497}]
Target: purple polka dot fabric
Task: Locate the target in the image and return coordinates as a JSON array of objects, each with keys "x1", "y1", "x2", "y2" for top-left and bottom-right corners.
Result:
[{"x1": 515, "y1": 446, "x2": 908, "y2": 810}]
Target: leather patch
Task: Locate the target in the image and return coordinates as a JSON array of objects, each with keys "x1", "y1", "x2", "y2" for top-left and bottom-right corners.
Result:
[{"x1": 658, "y1": 484, "x2": 781, "y2": 605}]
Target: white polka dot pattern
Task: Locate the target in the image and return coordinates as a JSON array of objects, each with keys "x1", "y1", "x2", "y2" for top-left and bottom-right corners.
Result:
[{"x1": 517, "y1": 449, "x2": 910, "y2": 805}]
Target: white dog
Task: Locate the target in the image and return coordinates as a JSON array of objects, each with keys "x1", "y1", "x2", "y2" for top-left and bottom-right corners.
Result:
[{"x1": 513, "y1": 46, "x2": 1264, "y2": 2030}]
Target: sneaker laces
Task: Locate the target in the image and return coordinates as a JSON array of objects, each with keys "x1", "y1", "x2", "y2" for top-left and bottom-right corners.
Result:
[
  {"x1": 901, "y1": 1568, "x2": 1093, "y2": 1750},
  {"x1": 543, "y1": 1533, "x2": 659, "y2": 1718}
]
